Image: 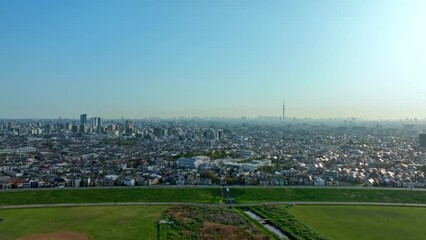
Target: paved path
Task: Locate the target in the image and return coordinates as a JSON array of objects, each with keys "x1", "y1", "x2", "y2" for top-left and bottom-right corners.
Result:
[{"x1": 1, "y1": 201, "x2": 426, "y2": 210}]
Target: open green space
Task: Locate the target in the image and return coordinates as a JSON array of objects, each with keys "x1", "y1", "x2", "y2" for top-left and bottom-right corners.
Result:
[
  {"x1": 0, "y1": 205, "x2": 168, "y2": 240},
  {"x1": 230, "y1": 187, "x2": 426, "y2": 203},
  {"x1": 248, "y1": 205, "x2": 331, "y2": 240},
  {"x1": 1, "y1": 187, "x2": 426, "y2": 206},
  {"x1": 1, "y1": 204, "x2": 426, "y2": 240},
  {"x1": 289, "y1": 205, "x2": 426, "y2": 240},
  {"x1": 0, "y1": 188, "x2": 221, "y2": 205}
]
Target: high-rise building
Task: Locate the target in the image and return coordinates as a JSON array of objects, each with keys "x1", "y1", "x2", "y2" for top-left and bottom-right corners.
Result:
[
  {"x1": 80, "y1": 114, "x2": 87, "y2": 125},
  {"x1": 420, "y1": 134, "x2": 426, "y2": 147},
  {"x1": 71, "y1": 125, "x2": 78, "y2": 133},
  {"x1": 79, "y1": 124, "x2": 87, "y2": 133},
  {"x1": 89, "y1": 117, "x2": 102, "y2": 131},
  {"x1": 217, "y1": 129, "x2": 224, "y2": 140},
  {"x1": 124, "y1": 120, "x2": 133, "y2": 133},
  {"x1": 153, "y1": 127, "x2": 163, "y2": 137},
  {"x1": 90, "y1": 117, "x2": 97, "y2": 129}
]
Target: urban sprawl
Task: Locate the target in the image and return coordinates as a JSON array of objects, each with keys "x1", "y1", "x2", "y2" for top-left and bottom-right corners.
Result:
[{"x1": 1, "y1": 115, "x2": 426, "y2": 189}]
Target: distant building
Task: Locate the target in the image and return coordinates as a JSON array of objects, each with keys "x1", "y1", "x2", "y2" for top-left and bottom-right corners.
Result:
[
  {"x1": 80, "y1": 114, "x2": 87, "y2": 125},
  {"x1": 420, "y1": 134, "x2": 426, "y2": 147},
  {"x1": 71, "y1": 125, "x2": 78, "y2": 133},
  {"x1": 123, "y1": 178, "x2": 135, "y2": 186},
  {"x1": 217, "y1": 129, "x2": 224, "y2": 140},
  {"x1": 204, "y1": 129, "x2": 217, "y2": 140},
  {"x1": 324, "y1": 170, "x2": 339, "y2": 179},
  {"x1": 90, "y1": 117, "x2": 101, "y2": 130},
  {"x1": 176, "y1": 156, "x2": 210, "y2": 169},
  {"x1": 124, "y1": 120, "x2": 134, "y2": 133},
  {"x1": 240, "y1": 150, "x2": 253, "y2": 158},
  {"x1": 153, "y1": 127, "x2": 167, "y2": 138},
  {"x1": 0, "y1": 147, "x2": 36, "y2": 155},
  {"x1": 79, "y1": 124, "x2": 87, "y2": 133},
  {"x1": 313, "y1": 177, "x2": 325, "y2": 186}
]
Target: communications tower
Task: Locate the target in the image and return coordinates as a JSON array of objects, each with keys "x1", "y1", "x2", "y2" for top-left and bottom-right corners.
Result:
[{"x1": 282, "y1": 99, "x2": 286, "y2": 121}]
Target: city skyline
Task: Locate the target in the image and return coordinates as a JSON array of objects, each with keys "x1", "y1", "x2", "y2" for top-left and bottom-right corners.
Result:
[{"x1": 1, "y1": 0, "x2": 425, "y2": 119}]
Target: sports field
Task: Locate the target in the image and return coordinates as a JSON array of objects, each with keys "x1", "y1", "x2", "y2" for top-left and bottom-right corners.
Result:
[
  {"x1": 0, "y1": 205, "x2": 168, "y2": 240},
  {"x1": 289, "y1": 205, "x2": 426, "y2": 240}
]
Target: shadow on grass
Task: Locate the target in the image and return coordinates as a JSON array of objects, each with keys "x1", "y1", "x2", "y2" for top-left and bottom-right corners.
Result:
[{"x1": 209, "y1": 188, "x2": 223, "y2": 203}]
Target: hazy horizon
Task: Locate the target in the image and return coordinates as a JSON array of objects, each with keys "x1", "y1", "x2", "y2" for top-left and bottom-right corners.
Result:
[
  {"x1": 2, "y1": 115, "x2": 426, "y2": 122},
  {"x1": 1, "y1": 0, "x2": 425, "y2": 119}
]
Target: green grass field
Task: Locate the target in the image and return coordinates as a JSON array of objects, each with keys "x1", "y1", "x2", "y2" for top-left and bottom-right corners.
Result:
[
  {"x1": 248, "y1": 205, "x2": 331, "y2": 240},
  {"x1": 0, "y1": 188, "x2": 221, "y2": 205},
  {"x1": 1, "y1": 187, "x2": 426, "y2": 206},
  {"x1": 289, "y1": 205, "x2": 426, "y2": 240},
  {"x1": 2, "y1": 204, "x2": 426, "y2": 240},
  {"x1": 231, "y1": 187, "x2": 426, "y2": 203},
  {"x1": 0, "y1": 206, "x2": 169, "y2": 240}
]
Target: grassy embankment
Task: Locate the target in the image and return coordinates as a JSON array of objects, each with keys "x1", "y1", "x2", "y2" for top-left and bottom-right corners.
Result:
[
  {"x1": 1, "y1": 187, "x2": 426, "y2": 206},
  {"x1": 289, "y1": 205, "x2": 426, "y2": 240},
  {"x1": 0, "y1": 206, "x2": 168, "y2": 240},
  {"x1": 230, "y1": 187, "x2": 426, "y2": 203},
  {"x1": 0, "y1": 188, "x2": 221, "y2": 205}
]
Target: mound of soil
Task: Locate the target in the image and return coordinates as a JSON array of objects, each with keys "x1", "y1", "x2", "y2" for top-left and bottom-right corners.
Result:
[{"x1": 18, "y1": 231, "x2": 88, "y2": 240}]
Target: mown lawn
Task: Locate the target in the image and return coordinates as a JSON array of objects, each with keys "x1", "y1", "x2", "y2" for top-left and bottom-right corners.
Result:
[
  {"x1": 0, "y1": 206, "x2": 169, "y2": 240},
  {"x1": 289, "y1": 205, "x2": 426, "y2": 240}
]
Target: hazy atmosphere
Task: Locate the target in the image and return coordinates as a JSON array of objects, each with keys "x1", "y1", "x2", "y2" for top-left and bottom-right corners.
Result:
[{"x1": 1, "y1": 0, "x2": 425, "y2": 119}]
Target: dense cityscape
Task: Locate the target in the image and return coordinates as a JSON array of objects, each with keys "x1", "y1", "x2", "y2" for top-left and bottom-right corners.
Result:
[
  {"x1": 2, "y1": 1, "x2": 426, "y2": 239},
  {"x1": 1, "y1": 114, "x2": 426, "y2": 190}
]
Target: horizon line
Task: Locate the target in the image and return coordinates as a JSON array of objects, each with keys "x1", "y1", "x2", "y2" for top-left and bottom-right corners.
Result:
[{"x1": 1, "y1": 116, "x2": 426, "y2": 122}]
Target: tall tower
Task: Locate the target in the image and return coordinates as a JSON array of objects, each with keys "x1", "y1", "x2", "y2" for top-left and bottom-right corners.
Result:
[{"x1": 282, "y1": 99, "x2": 285, "y2": 121}]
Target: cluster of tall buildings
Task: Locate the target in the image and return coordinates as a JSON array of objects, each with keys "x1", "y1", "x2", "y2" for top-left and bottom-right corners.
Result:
[
  {"x1": 203, "y1": 128, "x2": 224, "y2": 141},
  {"x1": 77, "y1": 114, "x2": 102, "y2": 133}
]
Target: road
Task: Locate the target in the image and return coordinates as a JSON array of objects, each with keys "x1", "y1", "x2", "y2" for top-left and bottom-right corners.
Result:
[{"x1": 1, "y1": 201, "x2": 426, "y2": 210}]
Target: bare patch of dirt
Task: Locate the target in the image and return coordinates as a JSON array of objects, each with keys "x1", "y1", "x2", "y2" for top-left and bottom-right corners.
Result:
[
  {"x1": 200, "y1": 223, "x2": 267, "y2": 240},
  {"x1": 168, "y1": 206, "x2": 193, "y2": 223},
  {"x1": 18, "y1": 231, "x2": 88, "y2": 240}
]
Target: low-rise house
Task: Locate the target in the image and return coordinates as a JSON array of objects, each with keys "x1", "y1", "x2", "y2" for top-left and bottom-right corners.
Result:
[
  {"x1": 123, "y1": 178, "x2": 135, "y2": 186},
  {"x1": 314, "y1": 177, "x2": 325, "y2": 186}
]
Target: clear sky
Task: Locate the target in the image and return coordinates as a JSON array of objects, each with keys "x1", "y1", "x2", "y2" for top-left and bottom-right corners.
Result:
[{"x1": 0, "y1": 0, "x2": 425, "y2": 119}]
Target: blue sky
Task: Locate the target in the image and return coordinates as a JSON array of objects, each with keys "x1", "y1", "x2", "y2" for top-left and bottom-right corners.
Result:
[{"x1": 1, "y1": 0, "x2": 425, "y2": 119}]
